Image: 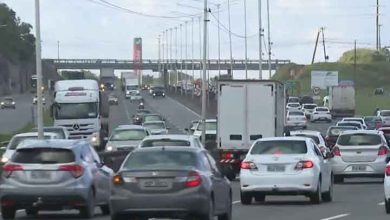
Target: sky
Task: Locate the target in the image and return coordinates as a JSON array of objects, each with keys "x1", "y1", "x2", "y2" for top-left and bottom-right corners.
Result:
[{"x1": 1, "y1": 0, "x2": 389, "y2": 64}]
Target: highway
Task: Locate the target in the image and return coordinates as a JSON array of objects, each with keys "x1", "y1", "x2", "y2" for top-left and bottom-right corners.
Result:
[
  {"x1": 0, "y1": 91, "x2": 388, "y2": 220},
  {"x1": 0, "y1": 94, "x2": 35, "y2": 134}
]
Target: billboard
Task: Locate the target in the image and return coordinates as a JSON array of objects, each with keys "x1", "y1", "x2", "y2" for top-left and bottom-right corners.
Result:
[
  {"x1": 133, "y1": 38, "x2": 142, "y2": 85},
  {"x1": 311, "y1": 71, "x2": 338, "y2": 89}
]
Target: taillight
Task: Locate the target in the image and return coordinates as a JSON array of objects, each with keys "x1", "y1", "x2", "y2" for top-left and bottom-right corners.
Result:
[
  {"x1": 112, "y1": 174, "x2": 124, "y2": 185},
  {"x1": 332, "y1": 146, "x2": 341, "y2": 156},
  {"x1": 295, "y1": 160, "x2": 314, "y2": 170},
  {"x1": 2, "y1": 164, "x2": 23, "y2": 178},
  {"x1": 222, "y1": 152, "x2": 233, "y2": 159},
  {"x1": 378, "y1": 146, "x2": 388, "y2": 156},
  {"x1": 240, "y1": 161, "x2": 257, "y2": 170},
  {"x1": 185, "y1": 171, "x2": 202, "y2": 188},
  {"x1": 386, "y1": 166, "x2": 390, "y2": 176},
  {"x1": 58, "y1": 164, "x2": 84, "y2": 178}
]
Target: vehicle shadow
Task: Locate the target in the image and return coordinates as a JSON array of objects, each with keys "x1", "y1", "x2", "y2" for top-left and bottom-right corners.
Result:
[
  {"x1": 17, "y1": 212, "x2": 106, "y2": 219},
  {"x1": 337, "y1": 180, "x2": 384, "y2": 185},
  {"x1": 253, "y1": 200, "x2": 312, "y2": 206}
]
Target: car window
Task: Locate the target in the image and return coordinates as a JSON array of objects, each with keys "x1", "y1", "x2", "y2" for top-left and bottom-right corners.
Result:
[
  {"x1": 206, "y1": 153, "x2": 221, "y2": 174},
  {"x1": 316, "y1": 108, "x2": 328, "y2": 112},
  {"x1": 250, "y1": 140, "x2": 307, "y2": 155},
  {"x1": 200, "y1": 153, "x2": 212, "y2": 171},
  {"x1": 292, "y1": 134, "x2": 320, "y2": 144},
  {"x1": 144, "y1": 115, "x2": 163, "y2": 122},
  {"x1": 123, "y1": 151, "x2": 198, "y2": 170},
  {"x1": 288, "y1": 103, "x2": 300, "y2": 107},
  {"x1": 303, "y1": 104, "x2": 316, "y2": 109},
  {"x1": 328, "y1": 127, "x2": 356, "y2": 136},
  {"x1": 337, "y1": 134, "x2": 382, "y2": 146},
  {"x1": 380, "y1": 111, "x2": 390, "y2": 117},
  {"x1": 110, "y1": 129, "x2": 147, "y2": 141},
  {"x1": 81, "y1": 145, "x2": 94, "y2": 163},
  {"x1": 311, "y1": 141, "x2": 323, "y2": 157},
  {"x1": 11, "y1": 148, "x2": 75, "y2": 164},
  {"x1": 140, "y1": 139, "x2": 191, "y2": 147},
  {"x1": 288, "y1": 111, "x2": 304, "y2": 116}
]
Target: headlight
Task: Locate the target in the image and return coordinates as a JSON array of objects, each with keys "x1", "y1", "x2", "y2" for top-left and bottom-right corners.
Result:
[
  {"x1": 136, "y1": 91, "x2": 140, "y2": 94},
  {"x1": 90, "y1": 132, "x2": 100, "y2": 146},
  {"x1": 106, "y1": 145, "x2": 113, "y2": 151},
  {"x1": 100, "y1": 84, "x2": 104, "y2": 88},
  {"x1": 1, "y1": 157, "x2": 8, "y2": 163},
  {"x1": 0, "y1": 102, "x2": 4, "y2": 105},
  {"x1": 162, "y1": 93, "x2": 165, "y2": 96},
  {"x1": 11, "y1": 102, "x2": 15, "y2": 104},
  {"x1": 126, "y1": 91, "x2": 130, "y2": 94}
]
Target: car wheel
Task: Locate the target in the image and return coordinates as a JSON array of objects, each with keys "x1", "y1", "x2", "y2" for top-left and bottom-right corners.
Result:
[
  {"x1": 385, "y1": 199, "x2": 390, "y2": 214},
  {"x1": 254, "y1": 194, "x2": 266, "y2": 202},
  {"x1": 322, "y1": 175, "x2": 333, "y2": 202},
  {"x1": 309, "y1": 180, "x2": 322, "y2": 204},
  {"x1": 334, "y1": 175, "x2": 344, "y2": 184},
  {"x1": 240, "y1": 191, "x2": 252, "y2": 205},
  {"x1": 79, "y1": 189, "x2": 95, "y2": 219},
  {"x1": 26, "y1": 208, "x2": 38, "y2": 216},
  {"x1": 1, "y1": 206, "x2": 16, "y2": 220},
  {"x1": 100, "y1": 204, "x2": 110, "y2": 215},
  {"x1": 218, "y1": 194, "x2": 232, "y2": 220}
]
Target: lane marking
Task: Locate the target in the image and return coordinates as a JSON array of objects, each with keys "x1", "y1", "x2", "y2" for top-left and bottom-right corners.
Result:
[
  {"x1": 166, "y1": 96, "x2": 201, "y2": 118},
  {"x1": 321, "y1": 213, "x2": 350, "y2": 220},
  {"x1": 232, "y1": 200, "x2": 241, "y2": 205},
  {"x1": 378, "y1": 202, "x2": 385, "y2": 206}
]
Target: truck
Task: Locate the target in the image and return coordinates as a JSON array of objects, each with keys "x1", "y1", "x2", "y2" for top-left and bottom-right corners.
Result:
[
  {"x1": 216, "y1": 80, "x2": 285, "y2": 180},
  {"x1": 328, "y1": 85, "x2": 355, "y2": 117},
  {"x1": 51, "y1": 79, "x2": 109, "y2": 150},
  {"x1": 121, "y1": 72, "x2": 138, "y2": 92},
  {"x1": 61, "y1": 71, "x2": 85, "y2": 80},
  {"x1": 125, "y1": 78, "x2": 142, "y2": 101},
  {"x1": 100, "y1": 68, "x2": 116, "y2": 91}
]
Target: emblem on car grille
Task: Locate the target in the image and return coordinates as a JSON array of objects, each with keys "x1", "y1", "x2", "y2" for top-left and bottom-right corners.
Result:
[
  {"x1": 73, "y1": 124, "x2": 80, "y2": 130},
  {"x1": 152, "y1": 171, "x2": 158, "y2": 176}
]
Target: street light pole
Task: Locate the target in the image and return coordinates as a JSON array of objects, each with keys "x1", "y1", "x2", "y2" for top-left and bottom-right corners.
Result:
[
  {"x1": 185, "y1": 21, "x2": 188, "y2": 94},
  {"x1": 217, "y1": 4, "x2": 221, "y2": 78},
  {"x1": 162, "y1": 31, "x2": 165, "y2": 81},
  {"x1": 57, "y1": 40, "x2": 60, "y2": 61},
  {"x1": 258, "y1": 0, "x2": 263, "y2": 79},
  {"x1": 35, "y1": 0, "x2": 44, "y2": 139},
  {"x1": 180, "y1": 24, "x2": 183, "y2": 94},
  {"x1": 201, "y1": 0, "x2": 208, "y2": 146},
  {"x1": 199, "y1": 16, "x2": 202, "y2": 79},
  {"x1": 244, "y1": 0, "x2": 248, "y2": 79},
  {"x1": 170, "y1": 28, "x2": 173, "y2": 83},
  {"x1": 266, "y1": 0, "x2": 272, "y2": 79},
  {"x1": 227, "y1": 0, "x2": 234, "y2": 77},
  {"x1": 191, "y1": 18, "x2": 195, "y2": 99},
  {"x1": 175, "y1": 27, "x2": 178, "y2": 87},
  {"x1": 158, "y1": 35, "x2": 161, "y2": 76}
]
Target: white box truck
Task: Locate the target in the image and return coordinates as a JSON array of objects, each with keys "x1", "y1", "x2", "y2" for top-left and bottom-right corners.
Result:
[
  {"x1": 52, "y1": 79, "x2": 109, "y2": 150},
  {"x1": 217, "y1": 80, "x2": 285, "y2": 180},
  {"x1": 328, "y1": 85, "x2": 355, "y2": 117}
]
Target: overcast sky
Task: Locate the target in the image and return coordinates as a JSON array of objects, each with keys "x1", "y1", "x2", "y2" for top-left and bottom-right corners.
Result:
[{"x1": 1, "y1": 0, "x2": 389, "y2": 64}]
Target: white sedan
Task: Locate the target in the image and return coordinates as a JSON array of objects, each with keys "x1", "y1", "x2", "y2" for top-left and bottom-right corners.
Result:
[
  {"x1": 384, "y1": 163, "x2": 390, "y2": 213},
  {"x1": 286, "y1": 102, "x2": 301, "y2": 111},
  {"x1": 290, "y1": 130, "x2": 328, "y2": 153},
  {"x1": 286, "y1": 110, "x2": 307, "y2": 129},
  {"x1": 310, "y1": 107, "x2": 332, "y2": 122},
  {"x1": 240, "y1": 137, "x2": 333, "y2": 204}
]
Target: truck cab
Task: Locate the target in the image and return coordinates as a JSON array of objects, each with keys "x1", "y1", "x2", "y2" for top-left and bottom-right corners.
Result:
[{"x1": 125, "y1": 80, "x2": 142, "y2": 101}]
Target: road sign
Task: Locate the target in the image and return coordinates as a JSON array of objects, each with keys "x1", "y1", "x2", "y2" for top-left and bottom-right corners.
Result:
[
  {"x1": 285, "y1": 80, "x2": 296, "y2": 88},
  {"x1": 312, "y1": 87, "x2": 321, "y2": 95}
]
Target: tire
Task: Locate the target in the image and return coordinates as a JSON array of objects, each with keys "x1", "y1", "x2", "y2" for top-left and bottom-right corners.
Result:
[
  {"x1": 218, "y1": 194, "x2": 232, "y2": 220},
  {"x1": 240, "y1": 191, "x2": 252, "y2": 205},
  {"x1": 254, "y1": 194, "x2": 266, "y2": 202},
  {"x1": 309, "y1": 180, "x2": 322, "y2": 204},
  {"x1": 100, "y1": 204, "x2": 110, "y2": 215},
  {"x1": 79, "y1": 189, "x2": 95, "y2": 219},
  {"x1": 334, "y1": 175, "x2": 344, "y2": 184},
  {"x1": 322, "y1": 175, "x2": 333, "y2": 202},
  {"x1": 385, "y1": 199, "x2": 390, "y2": 214},
  {"x1": 1, "y1": 206, "x2": 16, "y2": 220},
  {"x1": 26, "y1": 208, "x2": 38, "y2": 216}
]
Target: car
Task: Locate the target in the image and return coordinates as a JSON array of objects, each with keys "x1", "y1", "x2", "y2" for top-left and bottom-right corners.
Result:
[
  {"x1": 31, "y1": 126, "x2": 70, "y2": 139},
  {"x1": 0, "y1": 97, "x2": 15, "y2": 109},
  {"x1": 142, "y1": 121, "x2": 169, "y2": 135},
  {"x1": 364, "y1": 116, "x2": 383, "y2": 130},
  {"x1": 108, "y1": 94, "x2": 119, "y2": 105},
  {"x1": 384, "y1": 162, "x2": 390, "y2": 213},
  {"x1": 287, "y1": 96, "x2": 300, "y2": 104},
  {"x1": 240, "y1": 137, "x2": 333, "y2": 204},
  {"x1": 143, "y1": 114, "x2": 165, "y2": 123},
  {"x1": 193, "y1": 119, "x2": 217, "y2": 142},
  {"x1": 132, "y1": 110, "x2": 152, "y2": 125},
  {"x1": 302, "y1": 103, "x2": 317, "y2": 118},
  {"x1": 139, "y1": 134, "x2": 205, "y2": 149},
  {"x1": 310, "y1": 107, "x2": 332, "y2": 122},
  {"x1": 324, "y1": 126, "x2": 358, "y2": 149},
  {"x1": 290, "y1": 130, "x2": 328, "y2": 152},
  {"x1": 336, "y1": 121, "x2": 364, "y2": 130},
  {"x1": 110, "y1": 146, "x2": 232, "y2": 220},
  {"x1": 0, "y1": 140, "x2": 113, "y2": 219},
  {"x1": 32, "y1": 95, "x2": 46, "y2": 105},
  {"x1": 341, "y1": 117, "x2": 367, "y2": 129},
  {"x1": 378, "y1": 127, "x2": 390, "y2": 145},
  {"x1": 377, "y1": 110, "x2": 390, "y2": 127},
  {"x1": 1, "y1": 132, "x2": 61, "y2": 164},
  {"x1": 187, "y1": 120, "x2": 200, "y2": 134},
  {"x1": 152, "y1": 86, "x2": 166, "y2": 98},
  {"x1": 286, "y1": 102, "x2": 301, "y2": 111},
  {"x1": 105, "y1": 125, "x2": 151, "y2": 152},
  {"x1": 331, "y1": 130, "x2": 390, "y2": 183},
  {"x1": 285, "y1": 110, "x2": 307, "y2": 129}
]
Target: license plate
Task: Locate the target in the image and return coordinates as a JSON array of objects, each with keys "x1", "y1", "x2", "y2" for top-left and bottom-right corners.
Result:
[
  {"x1": 351, "y1": 165, "x2": 366, "y2": 172},
  {"x1": 267, "y1": 165, "x2": 285, "y2": 172},
  {"x1": 31, "y1": 171, "x2": 52, "y2": 179},
  {"x1": 142, "y1": 179, "x2": 170, "y2": 188}
]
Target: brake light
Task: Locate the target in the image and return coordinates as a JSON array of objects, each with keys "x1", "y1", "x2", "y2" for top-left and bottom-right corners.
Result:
[
  {"x1": 378, "y1": 146, "x2": 388, "y2": 156},
  {"x1": 386, "y1": 166, "x2": 390, "y2": 176},
  {"x1": 185, "y1": 171, "x2": 202, "y2": 188},
  {"x1": 112, "y1": 174, "x2": 124, "y2": 185},
  {"x1": 222, "y1": 152, "x2": 233, "y2": 159},
  {"x1": 240, "y1": 161, "x2": 257, "y2": 170},
  {"x1": 295, "y1": 160, "x2": 314, "y2": 170},
  {"x1": 59, "y1": 164, "x2": 84, "y2": 178},
  {"x1": 2, "y1": 164, "x2": 23, "y2": 178},
  {"x1": 332, "y1": 146, "x2": 341, "y2": 156}
]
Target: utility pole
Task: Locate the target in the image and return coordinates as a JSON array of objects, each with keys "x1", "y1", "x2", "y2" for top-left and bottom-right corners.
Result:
[
  {"x1": 227, "y1": 0, "x2": 233, "y2": 77},
  {"x1": 192, "y1": 18, "x2": 195, "y2": 99},
  {"x1": 57, "y1": 40, "x2": 60, "y2": 60},
  {"x1": 185, "y1": 21, "x2": 188, "y2": 94},
  {"x1": 180, "y1": 24, "x2": 183, "y2": 95},
  {"x1": 35, "y1": 0, "x2": 43, "y2": 139},
  {"x1": 244, "y1": 0, "x2": 248, "y2": 79},
  {"x1": 266, "y1": 0, "x2": 272, "y2": 79},
  {"x1": 321, "y1": 27, "x2": 328, "y2": 62},
  {"x1": 378, "y1": 24, "x2": 382, "y2": 49},
  {"x1": 199, "y1": 16, "x2": 202, "y2": 79},
  {"x1": 354, "y1": 40, "x2": 357, "y2": 84},
  {"x1": 175, "y1": 27, "x2": 178, "y2": 87},
  {"x1": 376, "y1": 0, "x2": 379, "y2": 50},
  {"x1": 258, "y1": 0, "x2": 263, "y2": 79},
  {"x1": 162, "y1": 31, "x2": 165, "y2": 81},
  {"x1": 201, "y1": 0, "x2": 208, "y2": 146},
  {"x1": 158, "y1": 35, "x2": 161, "y2": 76},
  {"x1": 170, "y1": 28, "x2": 173, "y2": 85},
  {"x1": 311, "y1": 30, "x2": 320, "y2": 64},
  {"x1": 217, "y1": 4, "x2": 221, "y2": 78}
]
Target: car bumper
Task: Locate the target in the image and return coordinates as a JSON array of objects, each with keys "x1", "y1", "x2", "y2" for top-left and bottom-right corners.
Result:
[
  {"x1": 331, "y1": 157, "x2": 386, "y2": 177},
  {"x1": 240, "y1": 171, "x2": 318, "y2": 194},
  {"x1": 1, "y1": 105, "x2": 15, "y2": 108},
  {"x1": 311, "y1": 115, "x2": 332, "y2": 121},
  {"x1": 285, "y1": 121, "x2": 307, "y2": 127}
]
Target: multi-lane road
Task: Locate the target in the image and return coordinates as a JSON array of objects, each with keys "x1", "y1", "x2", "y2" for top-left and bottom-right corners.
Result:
[{"x1": 0, "y1": 90, "x2": 388, "y2": 220}]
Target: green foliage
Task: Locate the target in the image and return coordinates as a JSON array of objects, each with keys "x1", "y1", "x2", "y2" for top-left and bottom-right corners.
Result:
[
  {"x1": 339, "y1": 48, "x2": 388, "y2": 64},
  {"x1": 0, "y1": 3, "x2": 35, "y2": 62}
]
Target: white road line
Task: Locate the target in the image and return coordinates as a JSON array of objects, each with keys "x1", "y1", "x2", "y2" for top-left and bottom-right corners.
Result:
[
  {"x1": 166, "y1": 96, "x2": 201, "y2": 118},
  {"x1": 321, "y1": 213, "x2": 350, "y2": 220},
  {"x1": 378, "y1": 202, "x2": 385, "y2": 206},
  {"x1": 232, "y1": 200, "x2": 241, "y2": 205}
]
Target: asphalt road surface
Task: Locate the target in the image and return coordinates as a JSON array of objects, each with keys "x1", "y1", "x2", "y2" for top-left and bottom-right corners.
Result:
[{"x1": 3, "y1": 91, "x2": 389, "y2": 220}]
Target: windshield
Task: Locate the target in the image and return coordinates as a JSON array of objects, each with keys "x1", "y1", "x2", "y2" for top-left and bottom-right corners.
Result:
[
  {"x1": 337, "y1": 122, "x2": 361, "y2": 128},
  {"x1": 380, "y1": 111, "x2": 390, "y2": 117},
  {"x1": 144, "y1": 122, "x2": 165, "y2": 130},
  {"x1": 12, "y1": 148, "x2": 75, "y2": 164},
  {"x1": 251, "y1": 140, "x2": 307, "y2": 155},
  {"x1": 123, "y1": 151, "x2": 197, "y2": 170},
  {"x1": 4, "y1": 98, "x2": 13, "y2": 102},
  {"x1": 288, "y1": 98, "x2": 300, "y2": 103},
  {"x1": 126, "y1": 85, "x2": 138, "y2": 90},
  {"x1": 197, "y1": 121, "x2": 217, "y2": 130},
  {"x1": 288, "y1": 111, "x2": 304, "y2": 116},
  {"x1": 364, "y1": 117, "x2": 381, "y2": 122},
  {"x1": 343, "y1": 119, "x2": 363, "y2": 124},
  {"x1": 144, "y1": 115, "x2": 163, "y2": 122},
  {"x1": 328, "y1": 127, "x2": 357, "y2": 136},
  {"x1": 337, "y1": 134, "x2": 382, "y2": 146},
  {"x1": 141, "y1": 139, "x2": 191, "y2": 147},
  {"x1": 55, "y1": 102, "x2": 98, "y2": 119},
  {"x1": 9, "y1": 136, "x2": 52, "y2": 150},
  {"x1": 303, "y1": 104, "x2": 316, "y2": 109},
  {"x1": 110, "y1": 129, "x2": 147, "y2": 141},
  {"x1": 288, "y1": 103, "x2": 300, "y2": 107}
]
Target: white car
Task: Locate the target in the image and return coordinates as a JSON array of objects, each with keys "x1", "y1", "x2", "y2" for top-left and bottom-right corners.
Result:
[
  {"x1": 384, "y1": 162, "x2": 390, "y2": 213},
  {"x1": 286, "y1": 102, "x2": 301, "y2": 111},
  {"x1": 311, "y1": 107, "x2": 332, "y2": 122},
  {"x1": 138, "y1": 134, "x2": 205, "y2": 149},
  {"x1": 142, "y1": 121, "x2": 169, "y2": 135},
  {"x1": 286, "y1": 111, "x2": 307, "y2": 129},
  {"x1": 240, "y1": 137, "x2": 333, "y2": 204},
  {"x1": 378, "y1": 110, "x2": 390, "y2": 126},
  {"x1": 290, "y1": 130, "x2": 328, "y2": 153},
  {"x1": 302, "y1": 104, "x2": 317, "y2": 118},
  {"x1": 341, "y1": 117, "x2": 367, "y2": 129},
  {"x1": 193, "y1": 119, "x2": 217, "y2": 142},
  {"x1": 336, "y1": 121, "x2": 364, "y2": 130},
  {"x1": 331, "y1": 130, "x2": 389, "y2": 183}
]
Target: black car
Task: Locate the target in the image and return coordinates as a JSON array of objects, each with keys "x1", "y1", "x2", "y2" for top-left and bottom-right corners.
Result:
[
  {"x1": 132, "y1": 110, "x2": 152, "y2": 125},
  {"x1": 0, "y1": 97, "x2": 15, "y2": 109},
  {"x1": 152, "y1": 87, "x2": 166, "y2": 98}
]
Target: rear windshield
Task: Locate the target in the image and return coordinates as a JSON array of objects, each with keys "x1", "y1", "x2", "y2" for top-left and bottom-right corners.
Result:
[
  {"x1": 303, "y1": 104, "x2": 316, "y2": 109},
  {"x1": 343, "y1": 119, "x2": 363, "y2": 124},
  {"x1": 337, "y1": 134, "x2": 382, "y2": 146},
  {"x1": 380, "y1": 111, "x2": 390, "y2": 117},
  {"x1": 140, "y1": 139, "x2": 191, "y2": 147},
  {"x1": 143, "y1": 115, "x2": 163, "y2": 122},
  {"x1": 144, "y1": 122, "x2": 165, "y2": 129},
  {"x1": 110, "y1": 129, "x2": 147, "y2": 141},
  {"x1": 328, "y1": 127, "x2": 357, "y2": 136},
  {"x1": 288, "y1": 98, "x2": 300, "y2": 103},
  {"x1": 32, "y1": 128, "x2": 65, "y2": 139},
  {"x1": 289, "y1": 111, "x2": 304, "y2": 116},
  {"x1": 288, "y1": 103, "x2": 300, "y2": 107},
  {"x1": 9, "y1": 136, "x2": 52, "y2": 150},
  {"x1": 123, "y1": 151, "x2": 197, "y2": 170},
  {"x1": 292, "y1": 134, "x2": 320, "y2": 144},
  {"x1": 337, "y1": 122, "x2": 361, "y2": 128},
  {"x1": 316, "y1": 108, "x2": 328, "y2": 112},
  {"x1": 250, "y1": 140, "x2": 307, "y2": 155},
  {"x1": 12, "y1": 148, "x2": 75, "y2": 164}
]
